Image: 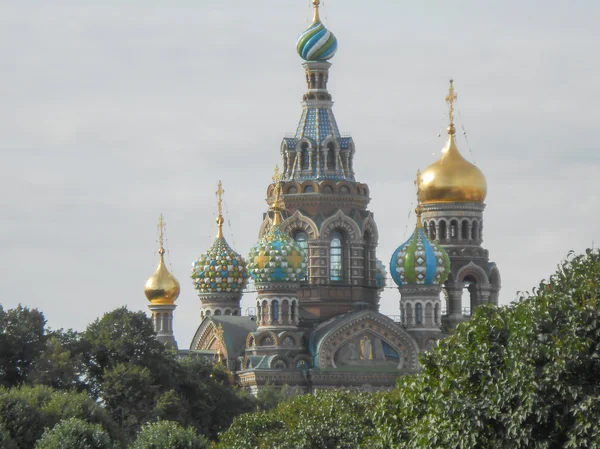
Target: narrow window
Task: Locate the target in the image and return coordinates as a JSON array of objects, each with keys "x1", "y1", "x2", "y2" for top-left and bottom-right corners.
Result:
[
  {"x1": 330, "y1": 231, "x2": 344, "y2": 281},
  {"x1": 302, "y1": 147, "x2": 310, "y2": 169},
  {"x1": 272, "y1": 300, "x2": 280, "y2": 321},
  {"x1": 415, "y1": 303, "x2": 423, "y2": 324}
]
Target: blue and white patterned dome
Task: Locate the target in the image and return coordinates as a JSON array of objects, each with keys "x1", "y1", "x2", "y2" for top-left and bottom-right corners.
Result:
[
  {"x1": 248, "y1": 225, "x2": 307, "y2": 284},
  {"x1": 191, "y1": 237, "x2": 248, "y2": 294},
  {"x1": 390, "y1": 227, "x2": 450, "y2": 287},
  {"x1": 297, "y1": 20, "x2": 338, "y2": 61}
]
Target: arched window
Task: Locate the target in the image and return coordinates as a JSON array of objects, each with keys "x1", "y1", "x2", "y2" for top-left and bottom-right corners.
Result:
[
  {"x1": 272, "y1": 300, "x2": 280, "y2": 322},
  {"x1": 439, "y1": 221, "x2": 448, "y2": 240},
  {"x1": 294, "y1": 231, "x2": 308, "y2": 251},
  {"x1": 214, "y1": 309, "x2": 222, "y2": 316},
  {"x1": 415, "y1": 303, "x2": 423, "y2": 324},
  {"x1": 472, "y1": 221, "x2": 479, "y2": 241},
  {"x1": 363, "y1": 231, "x2": 372, "y2": 286},
  {"x1": 291, "y1": 301, "x2": 297, "y2": 323},
  {"x1": 429, "y1": 222, "x2": 436, "y2": 240},
  {"x1": 330, "y1": 231, "x2": 344, "y2": 281},
  {"x1": 301, "y1": 146, "x2": 310, "y2": 169},
  {"x1": 303, "y1": 185, "x2": 314, "y2": 193},
  {"x1": 461, "y1": 221, "x2": 469, "y2": 240},
  {"x1": 327, "y1": 147, "x2": 336, "y2": 169}
]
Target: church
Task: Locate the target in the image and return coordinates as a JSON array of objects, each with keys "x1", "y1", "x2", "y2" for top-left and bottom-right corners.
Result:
[{"x1": 143, "y1": 0, "x2": 501, "y2": 393}]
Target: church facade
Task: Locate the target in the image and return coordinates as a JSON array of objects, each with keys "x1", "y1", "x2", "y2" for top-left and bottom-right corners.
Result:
[{"x1": 143, "y1": 0, "x2": 501, "y2": 393}]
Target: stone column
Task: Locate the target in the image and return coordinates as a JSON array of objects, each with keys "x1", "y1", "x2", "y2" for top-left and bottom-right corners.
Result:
[{"x1": 443, "y1": 282, "x2": 464, "y2": 330}]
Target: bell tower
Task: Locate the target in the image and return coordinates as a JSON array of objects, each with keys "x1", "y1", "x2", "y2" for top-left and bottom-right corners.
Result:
[
  {"x1": 419, "y1": 81, "x2": 501, "y2": 330},
  {"x1": 259, "y1": 0, "x2": 379, "y2": 326}
]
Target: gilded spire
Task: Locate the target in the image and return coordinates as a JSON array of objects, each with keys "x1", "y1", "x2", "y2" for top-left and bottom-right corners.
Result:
[
  {"x1": 312, "y1": 0, "x2": 321, "y2": 23},
  {"x1": 445, "y1": 79, "x2": 457, "y2": 135},
  {"x1": 215, "y1": 180, "x2": 225, "y2": 239},
  {"x1": 271, "y1": 165, "x2": 285, "y2": 226},
  {"x1": 414, "y1": 170, "x2": 423, "y2": 228}
]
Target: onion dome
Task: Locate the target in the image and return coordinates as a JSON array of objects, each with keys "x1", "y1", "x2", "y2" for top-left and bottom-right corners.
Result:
[
  {"x1": 296, "y1": 0, "x2": 338, "y2": 61},
  {"x1": 191, "y1": 181, "x2": 249, "y2": 294},
  {"x1": 375, "y1": 259, "x2": 387, "y2": 290},
  {"x1": 145, "y1": 216, "x2": 180, "y2": 305},
  {"x1": 420, "y1": 80, "x2": 487, "y2": 204},
  {"x1": 248, "y1": 225, "x2": 307, "y2": 283},
  {"x1": 248, "y1": 166, "x2": 307, "y2": 283},
  {"x1": 191, "y1": 231, "x2": 248, "y2": 294},
  {"x1": 390, "y1": 177, "x2": 450, "y2": 287}
]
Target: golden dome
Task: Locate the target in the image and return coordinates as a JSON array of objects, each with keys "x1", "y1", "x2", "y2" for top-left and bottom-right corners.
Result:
[
  {"x1": 419, "y1": 81, "x2": 487, "y2": 204},
  {"x1": 144, "y1": 214, "x2": 180, "y2": 305},
  {"x1": 145, "y1": 248, "x2": 180, "y2": 305}
]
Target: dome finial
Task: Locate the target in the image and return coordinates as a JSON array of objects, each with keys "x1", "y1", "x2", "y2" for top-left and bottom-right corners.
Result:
[
  {"x1": 445, "y1": 79, "x2": 457, "y2": 135},
  {"x1": 215, "y1": 180, "x2": 225, "y2": 238},
  {"x1": 414, "y1": 170, "x2": 423, "y2": 228},
  {"x1": 312, "y1": 0, "x2": 321, "y2": 23},
  {"x1": 271, "y1": 165, "x2": 285, "y2": 226},
  {"x1": 157, "y1": 213, "x2": 166, "y2": 255}
]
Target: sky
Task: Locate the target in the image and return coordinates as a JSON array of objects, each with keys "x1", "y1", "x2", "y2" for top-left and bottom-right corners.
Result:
[{"x1": 1, "y1": 1, "x2": 599, "y2": 348}]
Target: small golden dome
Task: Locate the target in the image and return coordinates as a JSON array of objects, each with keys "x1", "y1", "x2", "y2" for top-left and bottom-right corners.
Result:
[
  {"x1": 419, "y1": 127, "x2": 487, "y2": 204},
  {"x1": 419, "y1": 81, "x2": 487, "y2": 204},
  {"x1": 145, "y1": 248, "x2": 181, "y2": 305}
]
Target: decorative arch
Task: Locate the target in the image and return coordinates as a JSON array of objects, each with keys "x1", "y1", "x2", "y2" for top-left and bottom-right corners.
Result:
[
  {"x1": 361, "y1": 213, "x2": 379, "y2": 245},
  {"x1": 245, "y1": 334, "x2": 255, "y2": 349},
  {"x1": 256, "y1": 331, "x2": 279, "y2": 347},
  {"x1": 336, "y1": 181, "x2": 354, "y2": 194},
  {"x1": 456, "y1": 262, "x2": 489, "y2": 285},
  {"x1": 278, "y1": 331, "x2": 301, "y2": 347},
  {"x1": 314, "y1": 311, "x2": 420, "y2": 372},
  {"x1": 282, "y1": 210, "x2": 319, "y2": 240},
  {"x1": 488, "y1": 264, "x2": 502, "y2": 289},
  {"x1": 285, "y1": 182, "x2": 301, "y2": 195},
  {"x1": 301, "y1": 180, "x2": 319, "y2": 193},
  {"x1": 320, "y1": 210, "x2": 362, "y2": 243}
]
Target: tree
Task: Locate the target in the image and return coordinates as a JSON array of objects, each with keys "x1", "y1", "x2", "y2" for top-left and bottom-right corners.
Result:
[
  {"x1": 217, "y1": 390, "x2": 377, "y2": 449},
  {"x1": 0, "y1": 305, "x2": 47, "y2": 387},
  {"x1": 0, "y1": 385, "x2": 121, "y2": 449},
  {"x1": 83, "y1": 307, "x2": 175, "y2": 396},
  {"x1": 35, "y1": 417, "x2": 116, "y2": 449},
  {"x1": 129, "y1": 421, "x2": 207, "y2": 449},
  {"x1": 102, "y1": 363, "x2": 157, "y2": 435}
]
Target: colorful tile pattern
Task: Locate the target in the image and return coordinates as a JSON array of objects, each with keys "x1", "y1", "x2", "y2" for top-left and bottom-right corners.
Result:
[
  {"x1": 191, "y1": 237, "x2": 248, "y2": 294},
  {"x1": 248, "y1": 225, "x2": 307, "y2": 283},
  {"x1": 375, "y1": 259, "x2": 387, "y2": 290}
]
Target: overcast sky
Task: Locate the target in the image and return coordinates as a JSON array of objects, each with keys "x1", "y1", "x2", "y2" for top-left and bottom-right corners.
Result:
[{"x1": 1, "y1": 1, "x2": 599, "y2": 347}]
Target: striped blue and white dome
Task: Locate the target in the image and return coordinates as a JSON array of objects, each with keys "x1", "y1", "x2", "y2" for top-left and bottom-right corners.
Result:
[
  {"x1": 297, "y1": 21, "x2": 338, "y2": 61},
  {"x1": 390, "y1": 227, "x2": 450, "y2": 287}
]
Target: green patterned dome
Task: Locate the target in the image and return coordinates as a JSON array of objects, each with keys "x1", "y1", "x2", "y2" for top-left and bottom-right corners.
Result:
[
  {"x1": 390, "y1": 227, "x2": 450, "y2": 287},
  {"x1": 248, "y1": 225, "x2": 307, "y2": 284},
  {"x1": 191, "y1": 237, "x2": 248, "y2": 294}
]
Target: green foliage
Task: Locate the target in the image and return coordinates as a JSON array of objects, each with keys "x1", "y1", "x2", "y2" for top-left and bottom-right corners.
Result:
[
  {"x1": 255, "y1": 384, "x2": 300, "y2": 411},
  {"x1": 0, "y1": 305, "x2": 47, "y2": 387},
  {"x1": 0, "y1": 422, "x2": 18, "y2": 449},
  {"x1": 217, "y1": 249, "x2": 600, "y2": 449},
  {"x1": 35, "y1": 417, "x2": 116, "y2": 449},
  {"x1": 0, "y1": 385, "x2": 121, "y2": 448},
  {"x1": 84, "y1": 307, "x2": 173, "y2": 396},
  {"x1": 102, "y1": 363, "x2": 157, "y2": 435},
  {"x1": 129, "y1": 421, "x2": 207, "y2": 449},
  {"x1": 167, "y1": 355, "x2": 256, "y2": 441},
  {"x1": 218, "y1": 390, "x2": 377, "y2": 449}
]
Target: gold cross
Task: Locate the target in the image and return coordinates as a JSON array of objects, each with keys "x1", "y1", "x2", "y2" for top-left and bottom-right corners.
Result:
[
  {"x1": 414, "y1": 171, "x2": 423, "y2": 228},
  {"x1": 445, "y1": 79, "x2": 457, "y2": 125},
  {"x1": 288, "y1": 250, "x2": 304, "y2": 269},
  {"x1": 216, "y1": 180, "x2": 225, "y2": 217},
  {"x1": 158, "y1": 213, "x2": 165, "y2": 249},
  {"x1": 254, "y1": 251, "x2": 270, "y2": 269},
  {"x1": 271, "y1": 165, "x2": 285, "y2": 219}
]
